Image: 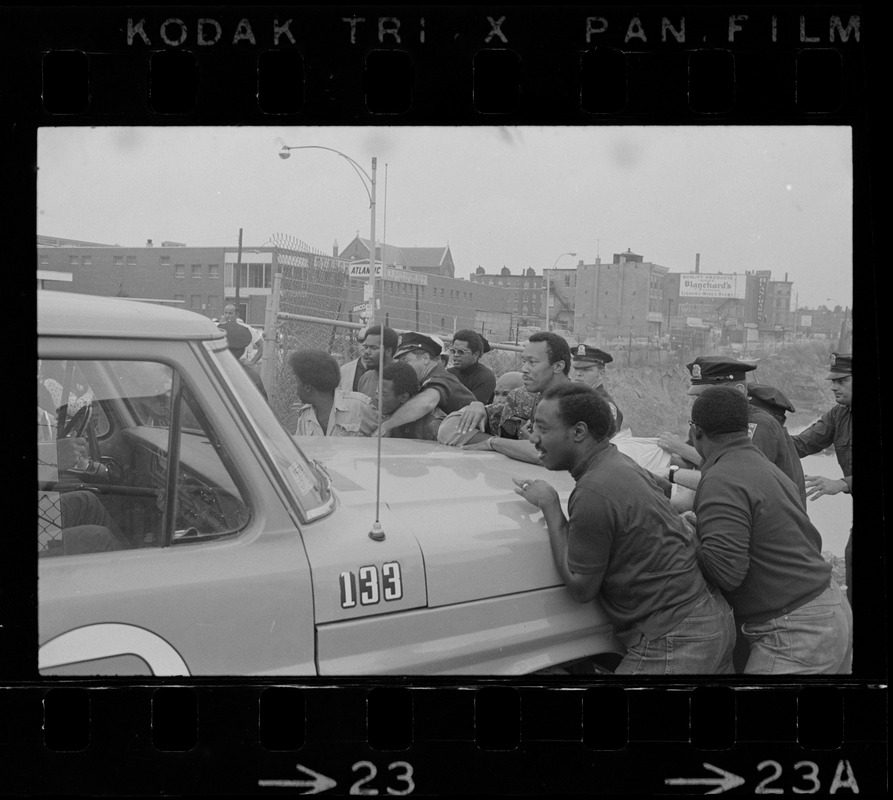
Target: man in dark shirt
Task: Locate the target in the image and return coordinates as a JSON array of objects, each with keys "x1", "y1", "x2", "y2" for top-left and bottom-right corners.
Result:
[
  {"x1": 689, "y1": 386, "x2": 851, "y2": 674},
  {"x1": 376, "y1": 360, "x2": 446, "y2": 440},
  {"x1": 791, "y1": 352, "x2": 853, "y2": 604},
  {"x1": 514, "y1": 382, "x2": 734, "y2": 675},
  {"x1": 376, "y1": 332, "x2": 475, "y2": 436},
  {"x1": 657, "y1": 356, "x2": 807, "y2": 508},
  {"x1": 569, "y1": 344, "x2": 624, "y2": 434},
  {"x1": 447, "y1": 329, "x2": 497, "y2": 404}
]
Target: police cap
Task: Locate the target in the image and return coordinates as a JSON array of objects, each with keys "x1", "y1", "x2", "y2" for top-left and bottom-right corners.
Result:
[
  {"x1": 826, "y1": 352, "x2": 852, "y2": 380},
  {"x1": 393, "y1": 331, "x2": 442, "y2": 359},
  {"x1": 572, "y1": 344, "x2": 613, "y2": 366},
  {"x1": 686, "y1": 355, "x2": 757, "y2": 385},
  {"x1": 747, "y1": 384, "x2": 796, "y2": 416}
]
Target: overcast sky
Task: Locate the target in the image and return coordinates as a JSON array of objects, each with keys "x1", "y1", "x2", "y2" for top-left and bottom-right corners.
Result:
[{"x1": 37, "y1": 125, "x2": 852, "y2": 309}]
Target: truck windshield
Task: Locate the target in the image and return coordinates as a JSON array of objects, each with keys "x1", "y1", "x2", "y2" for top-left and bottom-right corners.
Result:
[{"x1": 205, "y1": 341, "x2": 334, "y2": 523}]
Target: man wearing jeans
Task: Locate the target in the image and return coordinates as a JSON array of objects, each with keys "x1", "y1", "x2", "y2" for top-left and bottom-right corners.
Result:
[
  {"x1": 514, "y1": 382, "x2": 735, "y2": 675},
  {"x1": 689, "y1": 386, "x2": 852, "y2": 674}
]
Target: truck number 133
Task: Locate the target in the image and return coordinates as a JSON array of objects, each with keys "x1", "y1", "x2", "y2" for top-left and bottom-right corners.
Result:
[{"x1": 340, "y1": 562, "x2": 403, "y2": 608}]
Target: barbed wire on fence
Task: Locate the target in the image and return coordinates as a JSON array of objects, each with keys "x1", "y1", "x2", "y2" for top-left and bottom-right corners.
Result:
[{"x1": 267, "y1": 234, "x2": 356, "y2": 430}]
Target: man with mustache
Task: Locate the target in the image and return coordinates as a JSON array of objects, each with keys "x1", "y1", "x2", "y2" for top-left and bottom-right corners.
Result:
[
  {"x1": 514, "y1": 382, "x2": 734, "y2": 675},
  {"x1": 440, "y1": 331, "x2": 572, "y2": 464},
  {"x1": 339, "y1": 325, "x2": 399, "y2": 400}
]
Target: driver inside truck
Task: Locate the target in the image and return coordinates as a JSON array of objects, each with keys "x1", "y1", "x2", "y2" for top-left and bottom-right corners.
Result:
[{"x1": 38, "y1": 366, "x2": 125, "y2": 556}]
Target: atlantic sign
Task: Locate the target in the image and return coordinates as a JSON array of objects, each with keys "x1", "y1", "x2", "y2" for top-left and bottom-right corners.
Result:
[{"x1": 679, "y1": 273, "x2": 746, "y2": 299}]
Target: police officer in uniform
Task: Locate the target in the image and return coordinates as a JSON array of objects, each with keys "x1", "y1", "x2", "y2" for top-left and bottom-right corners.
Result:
[
  {"x1": 569, "y1": 345, "x2": 624, "y2": 434},
  {"x1": 747, "y1": 384, "x2": 806, "y2": 505},
  {"x1": 658, "y1": 356, "x2": 807, "y2": 507},
  {"x1": 790, "y1": 353, "x2": 853, "y2": 606},
  {"x1": 747, "y1": 384, "x2": 796, "y2": 426}
]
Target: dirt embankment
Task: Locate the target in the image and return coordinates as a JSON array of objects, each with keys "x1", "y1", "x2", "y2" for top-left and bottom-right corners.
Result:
[
  {"x1": 603, "y1": 342, "x2": 837, "y2": 438},
  {"x1": 483, "y1": 339, "x2": 837, "y2": 438}
]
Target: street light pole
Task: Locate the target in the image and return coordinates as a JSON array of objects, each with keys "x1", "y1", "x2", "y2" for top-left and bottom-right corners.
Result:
[
  {"x1": 545, "y1": 251, "x2": 576, "y2": 331},
  {"x1": 279, "y1": 145, "x2": 377, "y2": 315},
  {"x1": 279, "y1": 143, "x2": 385, "y2": 541}
]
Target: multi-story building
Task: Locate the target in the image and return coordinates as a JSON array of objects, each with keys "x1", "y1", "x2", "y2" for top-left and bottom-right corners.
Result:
[
  {"x1": 795, "y1": 304, "x2": 850, "y2": 346},
  {"x1": 469, "y1": 266, "x2": 546, "y2": 328},
  {"x1": 338, "y1": 236, "x2": 456, "y2": 279},
  {"x1": 664, "y1": 269, "x2": 749, "y2": 347},
  {"x1": 760, "y1": 271, "x2": 796, "y2": 337},
  {"x1": 574, "y1": 251, "x2": 670, "y2": 343},
  {"x1": 336, "y1": 237, "x2": 517, "y2": 340},
  {"x1": 39, "y1": 237, "x2": 817, "y2": 350},
  {"x1": 544, "y1": 267, "x2": 579, "y2": 331},
  {"x1": 37, "y1": 239, "x2": 234, "y2": 319},
  {"x1": 37, "y1": 236, "x2": 518, "y2": 342},
  {"x1": 346, "y1": 267, "x2": 516, "y2": 341}
]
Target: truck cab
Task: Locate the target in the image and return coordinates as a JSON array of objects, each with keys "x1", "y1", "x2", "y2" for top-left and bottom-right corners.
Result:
[{"x1": 38, "y1": 291, "x2": 621, "y2": 675}]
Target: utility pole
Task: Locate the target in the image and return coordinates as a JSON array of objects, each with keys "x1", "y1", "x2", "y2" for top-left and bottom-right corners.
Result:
[{"x1": 234, "y1": 227, "x2": 243, "y2": 313}]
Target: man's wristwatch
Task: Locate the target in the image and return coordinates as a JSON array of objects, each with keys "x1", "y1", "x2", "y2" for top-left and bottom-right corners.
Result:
[{"x1": 668, "y1": 465, "x2": 680, "y2": 484}]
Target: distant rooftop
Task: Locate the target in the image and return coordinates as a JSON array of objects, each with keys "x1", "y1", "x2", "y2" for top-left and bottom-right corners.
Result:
[{"x1": 38, "y1": 235, "x2": 119, "y2": 248}]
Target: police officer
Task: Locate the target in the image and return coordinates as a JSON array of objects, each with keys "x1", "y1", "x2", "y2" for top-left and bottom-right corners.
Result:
[
  {"x1": 658, "y1": 356, "x2": 807, "y2": 507},
  {"x1": 790, "y1": 353, "x2": 853, "y2": 605},
  {"x1": 569, "y1": 345, "x2": 624, "y2": 434},
  {"x1": 747, "y1": 384, "x2": 807, "y2": 506},
  {"x1": 747, "y1": 384, "x2": 796, "y2": 426}
]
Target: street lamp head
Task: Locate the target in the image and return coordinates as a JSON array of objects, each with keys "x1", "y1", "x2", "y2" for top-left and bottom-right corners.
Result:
[{"x1": 278, "y1": 147, "x2": 291, "y2": 160}]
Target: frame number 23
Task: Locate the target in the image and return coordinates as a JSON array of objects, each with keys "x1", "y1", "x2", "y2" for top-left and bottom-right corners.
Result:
[{"x1": 350, "y1": 760, "x2": 414, "y2": 795}]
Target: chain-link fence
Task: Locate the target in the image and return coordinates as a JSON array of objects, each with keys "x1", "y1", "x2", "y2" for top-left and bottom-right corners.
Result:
[
  {"x1": 38, "y1": 489, "x2": 63, "y2": 554},
  {"x1": 263, "y1": 234, "x2": 358, "y2": 431},
  {"x1": 260, "y1": 236, "x2": 533, "y2": 431}
]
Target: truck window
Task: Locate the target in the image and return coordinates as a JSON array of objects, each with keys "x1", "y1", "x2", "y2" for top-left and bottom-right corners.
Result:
[{"x1": 38, "y1": 358, "x2": 250, "y2": 557}]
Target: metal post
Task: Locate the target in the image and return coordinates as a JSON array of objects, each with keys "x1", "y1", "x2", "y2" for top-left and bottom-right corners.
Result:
[
  {"x1": 261, "y1": 269, "x2": 283, "y2": 404},
  {"x1": 234, "y1": 228, "x2": 243, "y2": 312},
  {"x1": 367, "y1": 157, "x2": 378, "y2": 318},
  {"x1": 544, "y1": 268, "x2": 549, "y2": 331}
]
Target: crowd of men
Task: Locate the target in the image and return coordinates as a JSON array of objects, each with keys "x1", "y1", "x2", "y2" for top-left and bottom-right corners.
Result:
[{"x1": 249, "y1": 319, "x2": 855, "y2": 676}]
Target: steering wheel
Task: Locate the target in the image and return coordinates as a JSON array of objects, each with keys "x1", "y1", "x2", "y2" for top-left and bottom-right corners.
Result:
[
  {"x1": 57, "y1": 402, "x2": 106, "y2": 477},
  {"x1": 58, "y1": 403, "x2": 92, "y2": 439}
]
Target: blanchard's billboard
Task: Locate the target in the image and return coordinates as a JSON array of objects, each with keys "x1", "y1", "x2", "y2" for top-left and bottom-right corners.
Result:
[{"x1": 679, "y1": 273, "x2": 746, "y2": 299}]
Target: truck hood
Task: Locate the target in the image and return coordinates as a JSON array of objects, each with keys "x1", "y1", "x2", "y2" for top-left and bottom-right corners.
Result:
[{"x1": 295, "y1": 437, "x2": 576, "y2": 611}]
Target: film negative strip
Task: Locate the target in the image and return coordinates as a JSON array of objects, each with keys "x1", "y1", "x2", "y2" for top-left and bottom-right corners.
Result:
[{"x1": 6, "y1": 3, "x2": 884, "y2": 795}]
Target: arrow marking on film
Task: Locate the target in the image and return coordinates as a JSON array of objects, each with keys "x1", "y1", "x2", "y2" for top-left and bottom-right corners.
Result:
[
  {"x1": 665, "y1": 762, "x2": 745, "y2": 794},
  {"x1": 258, "y1": 763, "x2": 337, "y2": 794}
]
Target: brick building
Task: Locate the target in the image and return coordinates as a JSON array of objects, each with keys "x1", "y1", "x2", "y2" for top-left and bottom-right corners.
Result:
[
  {"x1": 338, "y1": 236, "x2": 456, "y2": 278},
  {"x1": 37, "y1": 236, "x2": 517, "y2": 342},
  {"x1": 38, "y1": 239, "x2": 232, "y2": 318},
  {"x1": 574, "y1": 251, "x2": 670, "y2": 343},
  {"x1": 469, "y1": 266, "x2": 546, "y2": 328}
]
